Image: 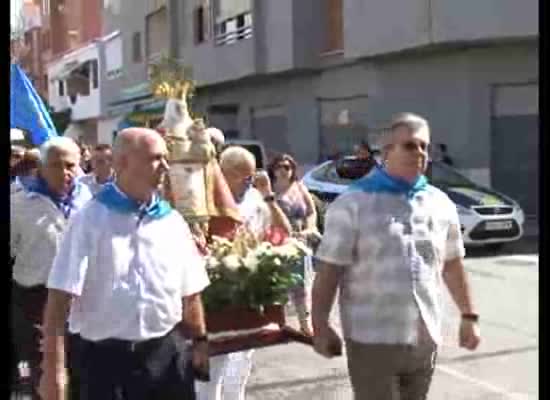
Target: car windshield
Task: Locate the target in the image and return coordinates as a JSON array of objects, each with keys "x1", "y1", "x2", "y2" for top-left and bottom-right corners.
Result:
[
  {"x1": 426, "y1": 161, "x2": 475, "y2": 187},
  {"x1": 311, "y1": 158, "x2": 376, "y2": 184},
  {"x1": 311, "y1": 158, "x2": 476, "y2": 188}
]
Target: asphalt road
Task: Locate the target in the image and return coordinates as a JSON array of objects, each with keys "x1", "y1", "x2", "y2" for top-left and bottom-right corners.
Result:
[
  {"x1": 12, "y1": 240, "x2": 538, "y2": 400},
  {"x1": 246, "y1": 240, "x2": 539, "y2": 400}
]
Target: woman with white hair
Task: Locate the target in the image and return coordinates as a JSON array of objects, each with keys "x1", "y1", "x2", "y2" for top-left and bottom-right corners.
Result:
[{"x1": 11, "y1": 136, "x2": 93, "y2": 399}]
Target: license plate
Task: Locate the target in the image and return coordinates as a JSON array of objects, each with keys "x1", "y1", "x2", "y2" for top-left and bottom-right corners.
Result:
[{"x1": 485, "y1": 221, "x2": 513, "y2": 231}]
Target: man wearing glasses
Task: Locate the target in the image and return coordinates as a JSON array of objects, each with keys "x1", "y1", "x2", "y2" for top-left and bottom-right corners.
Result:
[
  {"x1": 312, "y1": 113, "x2": 481, "y2": 399},
  {"x1": 78, "y1": 144, "x2": 115, "y2": 195}
]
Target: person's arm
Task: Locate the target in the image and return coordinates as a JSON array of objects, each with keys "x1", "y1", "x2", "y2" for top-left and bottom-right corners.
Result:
[
  {"x1": 311, "y1": 195, "x2": 357, "y2": 357},
  {"x1": 265, "y1": 198, "x2": 292, "y2": 235},
  {"x1": 442, "y1": 257, "x2": 476, "y2": 315},
  {"x1": 183, "y1": 292, "x2": 207, "y2": 338},
  {"x1": 40, "y1": 290, "x2": 72, "y2": 400},
  {"x1": 312, "y1": 262, "x2": 342, "y2": 332},
  {"x1": 442, "y1": 203, "x2": 480, "y2": 350},
  {"x1": 298, "y1": 182, "x2": 318, "y2": 232},
  {"x1": 254, "y1": 172, "x2": 292, "y2": 235}
]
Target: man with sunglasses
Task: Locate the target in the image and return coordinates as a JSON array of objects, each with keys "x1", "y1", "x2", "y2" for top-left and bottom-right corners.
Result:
[
  {"x1": 312, "y1": 113, "x2": 480, "y2": 399},
  {"x1": 78, "y1": 144, "x2": 115, "y2": 195}
]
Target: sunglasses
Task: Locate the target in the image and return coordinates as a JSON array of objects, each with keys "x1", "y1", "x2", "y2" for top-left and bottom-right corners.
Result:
[
  {"x1": 276, "y1": 164, "x2": 292, "y2": 171},
  {"x1": 399, "y1": 141, "x2": 429, "y2": 152}
]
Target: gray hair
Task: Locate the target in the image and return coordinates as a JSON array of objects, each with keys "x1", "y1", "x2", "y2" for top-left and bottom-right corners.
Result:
[
  {"x1": 381, "y1": 113, "x2": 430, "y2": 149},
  {"x1": 39, "y1": 137, "x2": 81, "y2": 163},
  {"x1": 220, "y1": 146, "x2": 256, "y2": 171}
]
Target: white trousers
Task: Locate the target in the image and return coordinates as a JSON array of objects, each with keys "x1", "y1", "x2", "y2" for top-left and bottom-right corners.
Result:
[{"x1": 195, "y1": 350, "x2": 254, "y2": 400}]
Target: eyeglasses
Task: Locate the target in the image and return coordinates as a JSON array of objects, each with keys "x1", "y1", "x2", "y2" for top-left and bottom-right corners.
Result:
[
  {"x1": 276, "y1": 164, "x2": 292, "y2": 171},
  {"x1": 399, "y1": 141, "x2": 429, "y2": 152}
]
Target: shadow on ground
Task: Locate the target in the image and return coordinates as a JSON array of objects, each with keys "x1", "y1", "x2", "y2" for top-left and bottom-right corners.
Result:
[{"x1": 465, "y1": 237, "x2": 538, "y2": 258}]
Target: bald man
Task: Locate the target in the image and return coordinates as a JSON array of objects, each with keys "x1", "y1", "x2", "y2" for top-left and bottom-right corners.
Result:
[{"x1": 40, "y1": 128, "x2": 210, "y2": 400}]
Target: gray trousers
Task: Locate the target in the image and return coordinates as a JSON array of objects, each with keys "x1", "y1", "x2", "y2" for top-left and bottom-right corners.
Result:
[{"x1": 345, "y1": 340, "x2": 437, "y2": 400}]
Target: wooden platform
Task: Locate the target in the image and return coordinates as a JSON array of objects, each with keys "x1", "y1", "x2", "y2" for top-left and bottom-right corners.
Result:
[{"x1": 209, "y1": 326, "x2": 313, "y2": 356}]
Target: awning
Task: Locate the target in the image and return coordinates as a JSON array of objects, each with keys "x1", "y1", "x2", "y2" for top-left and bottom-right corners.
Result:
[{"x1": 51, "y1": 60, "x2": 87, "y2": 81}]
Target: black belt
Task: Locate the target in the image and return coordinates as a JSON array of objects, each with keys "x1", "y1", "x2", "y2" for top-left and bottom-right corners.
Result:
[{"x1": 80, "y1": 326, "x2": 181, "y2": 353}]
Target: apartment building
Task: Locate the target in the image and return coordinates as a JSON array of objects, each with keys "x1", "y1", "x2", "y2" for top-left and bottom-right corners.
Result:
[{"x1": 104, "y1": 0, "x2": 538, "y2": 217}]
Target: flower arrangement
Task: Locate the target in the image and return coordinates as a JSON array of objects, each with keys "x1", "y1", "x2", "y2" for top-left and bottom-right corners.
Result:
[{"x1": 202, "y1": 229, "x2": 311, "y2": 313}]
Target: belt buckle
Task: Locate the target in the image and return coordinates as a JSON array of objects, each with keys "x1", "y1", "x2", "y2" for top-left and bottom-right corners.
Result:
[{"x1": 130, "y1": 341, "x2": 137, "y2": 352}]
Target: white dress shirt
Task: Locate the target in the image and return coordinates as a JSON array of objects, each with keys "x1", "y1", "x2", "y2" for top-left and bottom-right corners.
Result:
[
  {"x1": 238, "y1": 187, "x2": 271, "y2": 236},
  {"x1": 47, "y1": 193, "x2": 210, "y2": 341},
  {"x1": 10, "y1": 184, "x2": 93, "y2": 287}
]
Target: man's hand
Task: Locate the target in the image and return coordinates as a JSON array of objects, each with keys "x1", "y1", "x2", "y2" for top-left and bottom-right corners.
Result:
[
  {"x1": 253, "y1": 170, "x2": 272, "y2": 197},
  {"x1": 459, "y1": 319, "x2": 481, "y2": 350},
  {"x1": 38, "y1": 365, "x2": 67, "y2": 400},
  {"x1": 191, "y1": 340, "x2": 210, "y2": 381},
  {"x1": 313, "y1": 325, "x2": 343, "y2": 358}
]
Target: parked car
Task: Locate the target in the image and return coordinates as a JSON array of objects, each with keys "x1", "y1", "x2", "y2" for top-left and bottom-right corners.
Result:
[{"x1": 302, "y1": 156, "x2": 525, "y2": 246}]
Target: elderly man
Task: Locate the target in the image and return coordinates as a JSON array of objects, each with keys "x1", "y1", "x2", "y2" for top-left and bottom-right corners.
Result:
[
  {"x1": 40, "y1": 128, "x2": 210, "y2": 400},
  {"x1": 312, "y1": 113, "x2": 481, "y2": 400},
  {"x1": 11, "y1": 137, "x2": 93, "y2": 398},
  {"x1": 78, "y1": 143, "x2": 115, "y2": 195},
  {"x1": 196, "y1": 146, "x2": 291, "y2": 400}
]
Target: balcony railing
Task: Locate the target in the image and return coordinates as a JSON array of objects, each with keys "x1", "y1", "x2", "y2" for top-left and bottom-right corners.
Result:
[{"x1": 214, "y1": 12, "x2": 253, "y2": 46}]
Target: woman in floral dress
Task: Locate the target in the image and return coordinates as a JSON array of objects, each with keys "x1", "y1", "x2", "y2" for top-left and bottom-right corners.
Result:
[{"x1": 268, "y1": 153, "x2": 319, "y2": 336}]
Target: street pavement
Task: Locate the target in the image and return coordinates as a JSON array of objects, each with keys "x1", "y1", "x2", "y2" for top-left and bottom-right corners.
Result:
[
  {"x1": 246, "y1": 239, "x2": 539, "y2": 400},
  {"x1": 12, "y1": 240, "x2": 538, "y2": 400}
]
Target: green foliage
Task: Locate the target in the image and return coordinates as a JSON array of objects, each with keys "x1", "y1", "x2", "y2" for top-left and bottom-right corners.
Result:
[{"x1": 202, "y1": 247, "x2": 305, "y2": 313}]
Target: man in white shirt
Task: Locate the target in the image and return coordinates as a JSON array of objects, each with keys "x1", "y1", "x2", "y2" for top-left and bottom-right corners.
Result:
[
  {"x1": 78, "y1": 143, "x2": 115, "y2": 195},
  {"x1": 40, "y1": 128, "x2": 211, "y2": 400},
  {"x1": 196, "y1": 146, "x2": 291, "y2": 400},
  {"x1": 312, "y1": 113, "x2": 481, "y2": 399},
  {"x1": 11, "y1": 137, "x2": 92, "y2": 399}
]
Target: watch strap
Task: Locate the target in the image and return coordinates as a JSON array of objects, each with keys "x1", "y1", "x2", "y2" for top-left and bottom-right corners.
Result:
[{"x1": 461, "y1": 313, "x2": 479, "y2": 322}]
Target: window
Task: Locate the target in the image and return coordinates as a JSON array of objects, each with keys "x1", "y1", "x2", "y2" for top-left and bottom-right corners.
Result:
[
  {"x1": 194, "y1": 5, "x2": 209, "y2": 44},
  {"x1": 145, "y1": 7, "x2": 168, "y2": 58},
  {"x1": 91, "y1": 60, "x2": 99, "y2": 89},
  {"x1": 214, "y1": 0, "x2": 252, "y2": 45},
  {"x1": 132, "y1": 32, "x2": 142, "y2": 63},
  {"x1": 58, "y1": 80, "x2": 65, "y2": 96},
  {"x1": 322, "y1": 0, "x2": 343, "y2": 53}
]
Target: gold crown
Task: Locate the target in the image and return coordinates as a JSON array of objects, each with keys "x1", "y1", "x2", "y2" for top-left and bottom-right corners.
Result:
[{"x1": 149, "y1": 54, "x2": 195, "y2": 100}]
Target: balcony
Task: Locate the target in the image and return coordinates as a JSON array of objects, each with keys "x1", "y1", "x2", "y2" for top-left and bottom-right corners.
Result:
[{"x1": 47, "y1": 43, "x2": 101, "y2": 121}]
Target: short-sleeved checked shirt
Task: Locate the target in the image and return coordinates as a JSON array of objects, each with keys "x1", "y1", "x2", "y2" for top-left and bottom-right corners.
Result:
[{"x1": 315, "y1": 169, "x2": 465, "y2": 346}]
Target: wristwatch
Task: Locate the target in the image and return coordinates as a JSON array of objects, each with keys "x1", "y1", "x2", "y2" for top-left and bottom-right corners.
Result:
[
  {"x1": 264, "y1": 193, "x2": 276, "y2": 203},
  {"x1": 461, "y1": 313, "x2": 479, "y2": 322},
  {"x1": 193, "y1": 334, "x2": 208, "y2": 344}
]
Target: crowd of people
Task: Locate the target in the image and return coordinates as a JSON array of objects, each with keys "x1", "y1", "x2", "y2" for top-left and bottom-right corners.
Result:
[{"x1": 10, "y1": 112, "x2": 479, "y2": 400}]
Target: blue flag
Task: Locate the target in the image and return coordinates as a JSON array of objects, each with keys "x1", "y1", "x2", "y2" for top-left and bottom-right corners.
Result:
[{"x1": 10, "y1": 63, "x2": 58, "y2": 146}]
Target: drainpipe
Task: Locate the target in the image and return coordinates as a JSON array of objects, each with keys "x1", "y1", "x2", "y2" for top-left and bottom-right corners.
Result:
[
  {"x1": 168, "y1": 0, "x2": 181, "y2": 60},
  {"x1": 427, "y1": 0, "x2": 434, "y2": 44}
]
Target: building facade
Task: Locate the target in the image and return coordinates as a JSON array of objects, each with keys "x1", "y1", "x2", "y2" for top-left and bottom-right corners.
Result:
[{"x1": 104, "y1": 0, "x2": 538, "y2": 218}]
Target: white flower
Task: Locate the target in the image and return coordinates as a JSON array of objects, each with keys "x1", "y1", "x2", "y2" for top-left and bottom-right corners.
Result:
[
  {"x1": 273, "y1": 257, "x2": 282, "y2": 266},
  {"x1": 286, "y1": 238, "x2": 312, "y2": 256},
  {"x1": 222, "y1": 254, "x2": 241, "y2": 271},
  {"x1": 206, "y1": 256, "x2": 220, "y2": 269},
  {"x1": 243, "y1": 252, "x2": 259, "y2": 273},
  {"x1": 256, "y1": 242, "x2": 273, "y2": 256}
]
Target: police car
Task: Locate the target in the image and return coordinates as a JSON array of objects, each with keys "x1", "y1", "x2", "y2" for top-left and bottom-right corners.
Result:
[{"x1": 303, "y1": 156, "x2": 525, "y2": 246}]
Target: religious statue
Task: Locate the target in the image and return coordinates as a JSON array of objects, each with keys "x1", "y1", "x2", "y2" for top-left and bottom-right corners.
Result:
[{"x1": 150, "y1": 56, "x2": 241, "y2": 245}]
